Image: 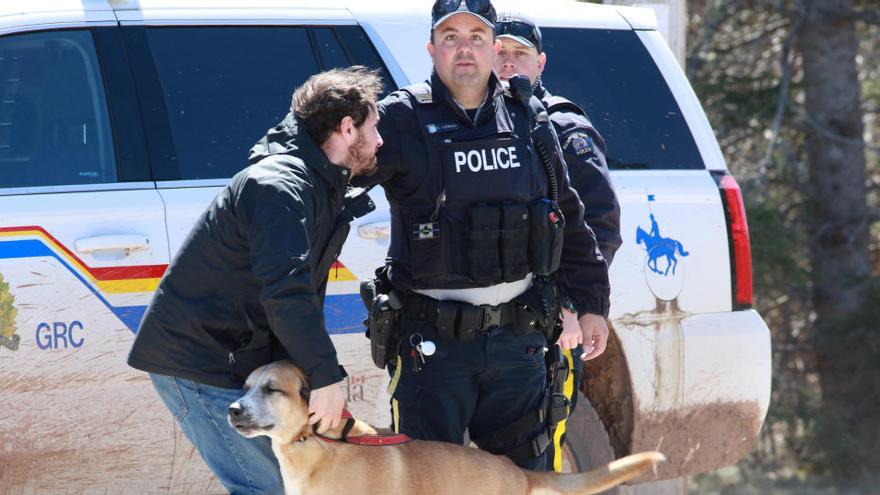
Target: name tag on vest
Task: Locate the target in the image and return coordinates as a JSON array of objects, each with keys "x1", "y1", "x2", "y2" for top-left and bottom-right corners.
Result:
[{"x1": 453, "y1": 147, "x2": 521, "y2": 174}]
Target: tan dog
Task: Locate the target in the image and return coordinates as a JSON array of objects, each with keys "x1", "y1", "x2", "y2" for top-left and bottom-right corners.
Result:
[{"x1": 228, "y1": 360, "x2": 664, "y2": 495}]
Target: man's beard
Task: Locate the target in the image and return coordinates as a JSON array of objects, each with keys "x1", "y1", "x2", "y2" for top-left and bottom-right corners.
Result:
[{"x1": 345, "y1": 132, "x2": 378, "y2": 177}]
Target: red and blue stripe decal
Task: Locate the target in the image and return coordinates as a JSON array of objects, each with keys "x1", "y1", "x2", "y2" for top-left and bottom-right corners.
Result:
[{"x1": 0, "y1": 226, "x2": 366, "y2": 335}]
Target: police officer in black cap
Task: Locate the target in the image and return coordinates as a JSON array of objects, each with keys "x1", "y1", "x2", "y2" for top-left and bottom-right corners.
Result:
[
  {"x1": 494, "y1": 12, "x2": 623, "y2": 472},
  {"x1": 355, "y1": 0, "x2": 610, "y2": 471},
  {"x1": 495, "y1": 13, "x2": 621, "y2": 266}
]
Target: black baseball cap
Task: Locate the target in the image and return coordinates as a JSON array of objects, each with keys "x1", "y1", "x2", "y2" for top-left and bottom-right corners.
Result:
[
  {"x1": 431, "y1": 0, "x2": 497, "y2": 30},
  {"x1": 495, "y1": 13, "x2": 542, "y2": 52}
]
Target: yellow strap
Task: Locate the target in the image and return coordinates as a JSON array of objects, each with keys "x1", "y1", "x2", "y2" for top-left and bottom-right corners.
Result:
[
  {"x1": 388, "y1": 356, "x2": 403, "y2": 433},
  {"x1": 552, "y1": 348, "x2": 575, "y2": 472}
]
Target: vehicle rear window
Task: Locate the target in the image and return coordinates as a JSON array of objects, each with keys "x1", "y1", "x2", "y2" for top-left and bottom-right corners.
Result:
[
  {"x1": 138, "y1": 26, "x2": 396, "y2": 181},
  {"x1": 0, "y1": 30, "x2": 117, "y2": 188},
  {"x1": 540, "y1": 28, "x2": 704, "y2": 170}
]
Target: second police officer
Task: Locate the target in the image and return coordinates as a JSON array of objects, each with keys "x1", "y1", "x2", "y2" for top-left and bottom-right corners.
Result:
[
  {"x1": 355, "y1": 0, "x2": 611, "y2": 470},
  {"x1": 494, "y1": 13, "x2": 623, "y2": 471}
]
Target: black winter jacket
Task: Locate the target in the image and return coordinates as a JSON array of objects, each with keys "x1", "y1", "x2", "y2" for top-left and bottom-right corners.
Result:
[
  {"x1": 128, "y1": 114, "x2": 373, "y2": 390},
  {"x1": 356, "y1": 73, "x2": 610, "y2": 317},
  {"x1": 535, "y1": 84, "x2": 622, "y2": 265}
]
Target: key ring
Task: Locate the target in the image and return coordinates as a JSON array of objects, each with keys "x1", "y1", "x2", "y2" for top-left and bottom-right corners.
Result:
[{"x1": 410, "y1": 333, "x2": 424, "y2": 347}]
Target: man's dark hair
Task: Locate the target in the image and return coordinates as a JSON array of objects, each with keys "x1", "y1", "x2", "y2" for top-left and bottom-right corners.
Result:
[{"x1": 291, "y1": 66, "x2": 384, "y2": 145}]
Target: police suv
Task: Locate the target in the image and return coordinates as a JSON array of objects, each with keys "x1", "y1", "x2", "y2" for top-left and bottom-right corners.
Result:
[{"x1": 0, "y1": 1, "x2": 770, "y2": 493}]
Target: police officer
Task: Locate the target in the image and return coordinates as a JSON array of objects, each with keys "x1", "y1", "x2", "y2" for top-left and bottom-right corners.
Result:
[
  {"x1": 494, "y1": 12, "x2": 622, "y2": 471},
  {"x1": 495, "y1": 13, "x2": 621, "y2": 265},
  {"x1": 355, "y1": 0, "x2": 610, "y2": 471}
]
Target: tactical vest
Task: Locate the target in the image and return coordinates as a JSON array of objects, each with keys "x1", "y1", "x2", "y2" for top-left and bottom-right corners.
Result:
[{"x1": 390, "y1": 83, "x2": 559, "y2": 290}]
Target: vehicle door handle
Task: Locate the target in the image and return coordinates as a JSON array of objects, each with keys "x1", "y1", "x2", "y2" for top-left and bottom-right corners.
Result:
[
  {"x1": 74, "y1": 235, "x2": 151, "y2": 256},
  {"x1": 358, "y1": 221, "x2": 390, "y2": 240}
]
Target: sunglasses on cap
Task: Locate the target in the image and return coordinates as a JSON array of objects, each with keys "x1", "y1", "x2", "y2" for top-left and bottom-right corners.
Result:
[
  {"x1": 432, "y1": 0, "x2": 495, "y2": 23},
  {"x1": 495, "y1": 19, "x2": 542, "y2": 51}
]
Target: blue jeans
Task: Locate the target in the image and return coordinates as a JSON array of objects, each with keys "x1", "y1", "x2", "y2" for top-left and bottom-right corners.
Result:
[{"x1": 150, "y1": 373, "x2": 285, "y2": 494}]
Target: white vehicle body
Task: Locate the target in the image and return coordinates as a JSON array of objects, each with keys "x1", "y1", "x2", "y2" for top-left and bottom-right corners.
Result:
[{"x1": 0, "y1": 1, "x2": 770, "y2": 492}]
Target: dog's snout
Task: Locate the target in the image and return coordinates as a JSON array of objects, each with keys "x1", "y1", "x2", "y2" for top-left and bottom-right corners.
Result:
[{"x1": 229, "y1": 401, "x2": 244, "y2": 418}]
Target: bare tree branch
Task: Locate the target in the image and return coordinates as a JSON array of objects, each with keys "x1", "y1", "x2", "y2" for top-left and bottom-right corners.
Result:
[
  {"x1": 758, "y1": 0, "x2": 808, "y2": 174},
  {"x1": 859, "y1": 10, "x2": 880, "y2": 25},
  {"x1": 686, "y1": 0, "x2": 737, "y2": 78},
  {"x1": 817, "y1": 6, "x2": 880, "y2": 26},
  {"x1": 711, "y1": 18, "x2": 791, "y2": 55},
  {"x1": 795, "y1": 109, "x2": 880, "y2": 151}
]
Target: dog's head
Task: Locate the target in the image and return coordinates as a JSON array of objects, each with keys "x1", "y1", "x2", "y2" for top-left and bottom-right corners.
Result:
[{"x1": 228, "y1": 360, "x2": 312, "y2": 442}]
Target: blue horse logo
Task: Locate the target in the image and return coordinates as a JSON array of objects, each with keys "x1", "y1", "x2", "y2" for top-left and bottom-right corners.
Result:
[{"x1": 636, "y1": 214, "x2": 690, "y2": 276}]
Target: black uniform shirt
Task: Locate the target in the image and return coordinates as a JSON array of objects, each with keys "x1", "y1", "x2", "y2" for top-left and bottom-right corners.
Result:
[
  {"x1": 356, "y1": 73, "x2": 610, "y2": 317},
  {"x1": 535, "y1": 84, "x2": 622, "y2": 265}
]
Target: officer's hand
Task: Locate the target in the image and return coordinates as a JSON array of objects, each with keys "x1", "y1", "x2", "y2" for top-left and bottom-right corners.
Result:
[
  {"x1": 556, "y1": 308, "x2": 583, "y2": 350},
  {"x1": 578, "y1": 313, "x2": 609, "y2": 361},
  {"x1": 308, "y1": 381, "x2": 346, "y2": 434}
]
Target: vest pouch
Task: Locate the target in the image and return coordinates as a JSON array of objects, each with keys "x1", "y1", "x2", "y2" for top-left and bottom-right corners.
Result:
[
  {"x1": 405, "y1": 205, "x2": 448, "y2": 282},
  {"x1": 511, "y1": 280, "x2": 559, "y2": 335},
  {"x1": 467, "y1": 205, "x2": 502, "y2": 284},
  {"x1": 529, "y1": 199, "x2": 565, "y2": 276},
  {"x1": 500, "y1": 204, "x2": 531, "y2": 281}
]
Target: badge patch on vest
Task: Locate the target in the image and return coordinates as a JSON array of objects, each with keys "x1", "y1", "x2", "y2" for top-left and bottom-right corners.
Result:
[
  {"x1": 563, "y1": 131, "x2": 594, "y2": 157},
  {"x1": 426, "y1": 123, "x2": 459, "y2": 135},
  {"x1": 412, "y1": 222, "x2": 440, "y2": 240}
]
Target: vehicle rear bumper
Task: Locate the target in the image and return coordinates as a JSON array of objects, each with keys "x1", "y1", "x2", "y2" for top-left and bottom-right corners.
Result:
[{"x1": 597, "y1": 308, "x2": 771, "y2": 479}]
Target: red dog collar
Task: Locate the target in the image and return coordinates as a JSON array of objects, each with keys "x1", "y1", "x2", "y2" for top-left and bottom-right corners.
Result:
[{"x1": 310, "y1": 410, "x2": 411, "y2": 446}]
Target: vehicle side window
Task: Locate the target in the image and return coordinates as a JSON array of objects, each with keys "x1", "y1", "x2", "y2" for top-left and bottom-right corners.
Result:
[
  {"x1": 312, "y1": 28, "x2": 349, "y2": 70},
  {"x1": 136, "y1": 26, "x2": 399, "y2": 181},
  {"x1": 540, "y1": 28, "x2": 704, "y2": 170},
  {"x1": 0, "y1": 30, "x2": 117, "y2": 188},
  {"x1": 141, "y1": 27, "x2": 321, "y2": 181},
  {"x1": 335, "y1": 26, "x2": 396, "y2": 98}
]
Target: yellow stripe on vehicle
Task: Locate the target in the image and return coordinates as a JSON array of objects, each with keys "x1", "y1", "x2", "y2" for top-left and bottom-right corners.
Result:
[
  {"x1": 97, "y1": 278, "x2": 161, "y2": 294},
  {"x1": 327, "y1": 264, "x2": 358, "y2": 282},
  {"x1": 0, "y1": 229, "x2": 159, "y2": 294},
  {"x1": 0, "y1": 229, "x2": 99, "y2": 285}
]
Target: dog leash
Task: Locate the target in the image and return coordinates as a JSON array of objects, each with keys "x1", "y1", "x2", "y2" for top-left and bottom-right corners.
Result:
[{"x1": 310, "y1": 409, "x2": 411, "y2": 446}]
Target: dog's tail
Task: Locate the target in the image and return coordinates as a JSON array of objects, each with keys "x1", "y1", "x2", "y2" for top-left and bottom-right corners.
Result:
[{"x1": 525, "y1": 451, "x2": 665, "y2": 495}]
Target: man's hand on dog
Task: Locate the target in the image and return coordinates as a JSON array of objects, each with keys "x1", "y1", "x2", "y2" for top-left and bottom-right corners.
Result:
[{"x1": 308, "y1": 381, "x2": 346, "y2": 434}]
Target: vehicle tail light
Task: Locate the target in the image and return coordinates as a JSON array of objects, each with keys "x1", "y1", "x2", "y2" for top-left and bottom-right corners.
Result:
[{"x1": 713, "y1": 171, "x2": 753, "y2": 309}]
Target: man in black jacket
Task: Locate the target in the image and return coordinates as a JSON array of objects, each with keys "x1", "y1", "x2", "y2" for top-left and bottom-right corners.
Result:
[{"x1": 127, "y1": 67, "x2": 383, "y2": 494}]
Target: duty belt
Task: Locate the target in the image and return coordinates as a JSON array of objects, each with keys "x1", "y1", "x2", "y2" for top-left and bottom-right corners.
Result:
[{"x1": 404, "y1": 292, "x2": 535, "y2": 340}]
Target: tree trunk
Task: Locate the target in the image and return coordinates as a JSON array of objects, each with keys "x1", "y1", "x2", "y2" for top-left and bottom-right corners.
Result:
[{"x1": 799, "y1": 0, "x2": 878, "y2": 479}]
